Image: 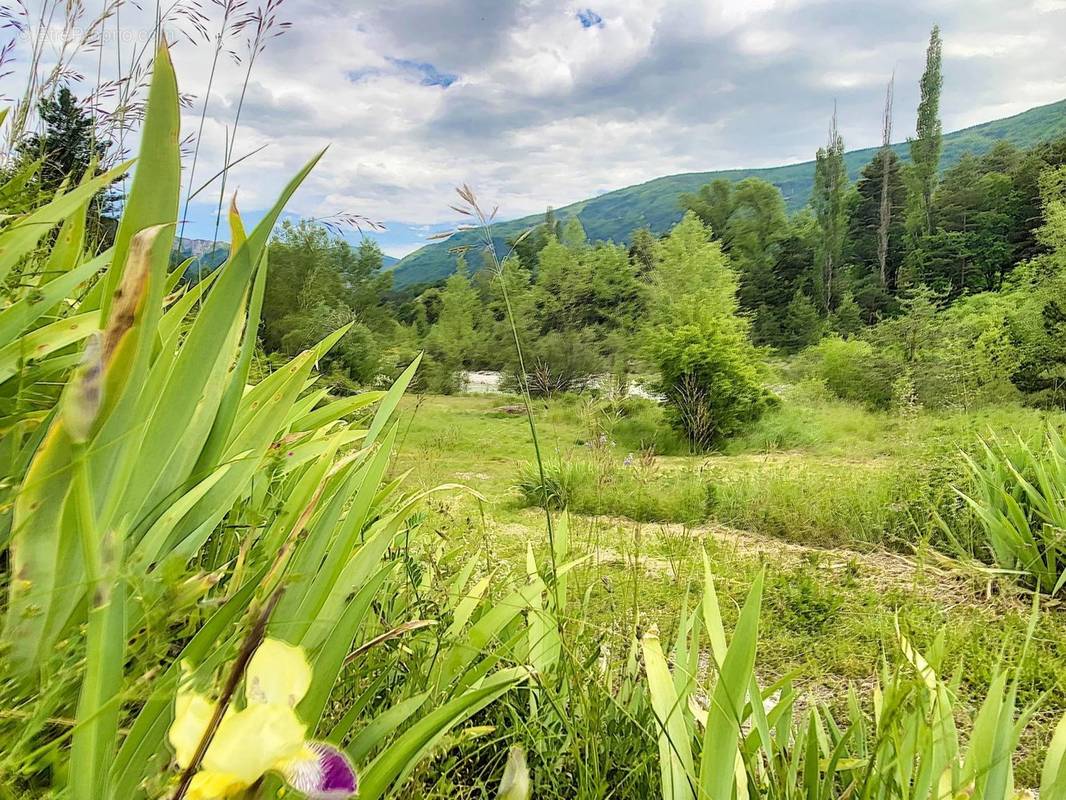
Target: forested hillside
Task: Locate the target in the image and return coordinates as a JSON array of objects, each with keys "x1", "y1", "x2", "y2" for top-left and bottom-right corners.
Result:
[{"x1": 392, "y1": 97, "x2": 1066, "y2": 286}]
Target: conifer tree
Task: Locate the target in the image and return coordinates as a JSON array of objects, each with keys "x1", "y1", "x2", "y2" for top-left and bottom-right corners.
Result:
[
  {"x1": 560, "y1": 217, "x2": 588, "y2": 248},
  {"x1": 781, "y1": 289, "x2": 823, "y2": 352}
]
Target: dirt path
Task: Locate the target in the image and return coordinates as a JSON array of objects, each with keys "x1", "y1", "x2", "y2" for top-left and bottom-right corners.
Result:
[{"x1": 498, "y1": 508, "x2": 1021, "y2": 611}]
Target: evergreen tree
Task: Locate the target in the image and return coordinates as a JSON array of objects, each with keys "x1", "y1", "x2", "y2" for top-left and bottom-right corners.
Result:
[
  {"x1": 830, "y1": 290, "x2": 863, "y2": 338},
  {"x1": 12, "y1": 86, "x2": 116, "y2": 244},
  {"x1": 560, "y1": 217, "x2": 588, "y2": 248},
  {"x1": 628, "y1": 227, "x2": 658, "y2": 279},
  {"x1": 728, "y1": 178, "x2": 789, "y2": 315},
  {"x1": 424, "y1": 259, "x2": 481, "y2": 393},
  {"x1": 781, "y1": 290, "x2": 824, "y2": 352},
  {"x1": 812, "y1": 109, "x2": 849, "y2": 312},
  {"x1": 511, "y1": 207, "x2": 561, "y2": 269},
  {"x1": 644, "y1": 213, "x2": 772, "y2": 448},
  {"x1": 648, "y1": 213, "x2": 739, "y2": 326},
  {"x1": 848, "y1": 148, "x2": 906, "y2": 312},
  {"x1": 909, "y1": 25, "x2": 943, "y2": 237}
]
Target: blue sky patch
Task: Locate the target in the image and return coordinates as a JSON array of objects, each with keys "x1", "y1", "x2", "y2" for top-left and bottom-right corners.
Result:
[
  {"x1": 387, "y1": 57, "x2": 459, "y2": 87},
  {"x1": 576, "y1": 9, "x2": 604, "y2": 28}
]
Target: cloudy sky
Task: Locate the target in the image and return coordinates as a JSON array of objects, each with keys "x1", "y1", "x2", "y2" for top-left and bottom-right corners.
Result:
[{"x1": 12, "y1": 0, "x2": 1066, "y2": 256}]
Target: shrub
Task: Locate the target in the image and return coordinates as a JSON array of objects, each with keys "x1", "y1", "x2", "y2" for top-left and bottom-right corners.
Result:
[
  {"x1": 803, "y1": 335, "x2": 897, "y2": 408},
  {"x1": 515, "y1": 459, "x2": 593, "y2": 510},
  {"x1": 649, "y1": 322, "x2": 775, "y2": 450},
  {"x1": 506, "y1": 329, "x2": 604, "y2": 397}
]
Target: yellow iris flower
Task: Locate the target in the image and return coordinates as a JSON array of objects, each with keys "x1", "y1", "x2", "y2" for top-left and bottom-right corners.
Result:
[{"x1": 168, "y1": 639, "x2": 356, "y2": 800}]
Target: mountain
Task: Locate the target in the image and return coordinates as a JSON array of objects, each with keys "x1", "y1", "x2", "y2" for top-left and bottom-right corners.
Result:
[
  {"x1": 391, "y1": 98, "x2": 1066, "y2": 287},
  {"x1": 175, "y1": 237, "x2": 226, "y2": 258}
]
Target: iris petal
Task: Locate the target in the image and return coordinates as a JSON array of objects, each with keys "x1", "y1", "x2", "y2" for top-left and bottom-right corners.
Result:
[
  {"x1": 169, "y1": 691, "x2": 216, "y2": 768},
  {"x1": 281, "y1": 741, "x2": 359, "y2": 799},
  {"x1": 186, "y1": 771, "x2": 246, "y2": 800},
  {"x1": 202, "y1": 704, "x2": 306, "y2": 785},
  {"x1": 246, "y1": 638, "x2": 312, "y2": 708}
]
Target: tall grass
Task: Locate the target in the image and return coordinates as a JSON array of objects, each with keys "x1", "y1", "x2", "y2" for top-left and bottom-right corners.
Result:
[
  {"x1": 944, "y1": 430, "x2": 1066, "y2": 596},
  {"x1": 642, "y1": 557, "x2": 1066, "y2": 799},
  {"x1": 0, "y1": 45, "x2": 542, "y2": 799}
]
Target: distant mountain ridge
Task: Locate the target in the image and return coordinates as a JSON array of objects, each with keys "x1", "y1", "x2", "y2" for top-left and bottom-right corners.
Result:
[
  {"x1": 175, "y1": 237, "x2": 225, "y2": 258},
  {"x1": 390, "y1": 98, "x2": 1066, "y2": 287},
  {"x1": 172, "y1": 238, "x2": 399, "y2": 284}
]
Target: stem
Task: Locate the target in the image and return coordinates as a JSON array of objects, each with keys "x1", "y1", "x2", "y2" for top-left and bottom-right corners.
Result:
[
  {"x1": 209, "y1": 48, "x2": 259, "y2": 253},
  {"x1": 468, "y1": 208, "x2": 561, "y2": 609}
]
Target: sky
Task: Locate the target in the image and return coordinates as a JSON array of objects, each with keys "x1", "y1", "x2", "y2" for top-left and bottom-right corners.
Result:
[{"x1": 8, "y1": 0, "x2": 1066, "y2": 257}]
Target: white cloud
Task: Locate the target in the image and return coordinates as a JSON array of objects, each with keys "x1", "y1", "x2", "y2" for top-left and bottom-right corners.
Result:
[{"x1": 2, "y1": 0, "x2": 1064, "y2": 251}]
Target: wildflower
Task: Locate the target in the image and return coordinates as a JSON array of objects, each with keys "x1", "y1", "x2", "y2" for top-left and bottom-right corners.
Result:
[
  {"x1": 622, "y1": 453, "x2": 634, "y2": 467},
  {"x1": 168, "y1": 638, "x2": 358, "y2": 800}
]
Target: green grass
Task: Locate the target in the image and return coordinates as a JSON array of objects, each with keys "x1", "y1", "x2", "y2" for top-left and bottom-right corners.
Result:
[{"x1": 392, "y1": 389, "x2": 1066, "y2": 789}]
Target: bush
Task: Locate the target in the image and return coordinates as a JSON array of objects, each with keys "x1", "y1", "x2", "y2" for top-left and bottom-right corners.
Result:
[
  {"x1": 649, "y1": 322, "x2": 775, "y2": 450},
  {"x1": 506, "y1": 329, "x2": 604, "y2": 397},
  {"x1": 945, "y1": 430, "x2": 1066, "y2": 595},
  {"x1": 515, "y1": 459, "x2": 593, "y2": 510},
  {"x1": 802, "y1": 335, "x2": 897, "y2": 408}
]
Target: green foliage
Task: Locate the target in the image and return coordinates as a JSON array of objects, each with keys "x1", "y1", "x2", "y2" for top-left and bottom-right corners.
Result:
[
  {"x1": 829, "y1": 290, "x2": 863, "y2": 337},
  {"x1": 481, "y1": 232, "x2": 644, "y2": 395},
  {"x1": 641, "y1": 562, "x2": 1066, "y2": 800},
  {"x1": 4, "y1": 86, "x2": 117, "y2": 243},
  {"x1": 802, "y1": 335, "x2": 895, "y2": 408},
  {"x1": 645, "y1": 214, "x2": 772, "y2": 448},
  {"x1": 848, "y1": 148, "x2": 907, "y2": 302},
  {"x1": 261, "y1": 220, "x2": 396, "y2": 385},
  {"x1": 517, "y1": 328, "x2": 604, "y2": 396},
  {"x1": 649, "y1": 322, "x2": 773, "y2": 449},
  {"x1": 515, "y1": 459, "x2": 593, "y2": 510},
  {"x1": 767, "y1": 563, "x2": 842, "y2": 635},
  {"x1": 946, "y1": 431, "x2": 1066, "y2": 596},
  {"x1": 423, "y1": 260, "x2": 481, "y2": 393}
]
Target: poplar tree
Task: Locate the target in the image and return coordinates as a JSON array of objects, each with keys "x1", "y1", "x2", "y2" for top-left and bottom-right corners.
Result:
[
  {"x1": 812, "y1": 108, "x2": 848, "y2": 312},
  {"x1": 909, "y1": 25, "x2": 943, "y2": 236}
]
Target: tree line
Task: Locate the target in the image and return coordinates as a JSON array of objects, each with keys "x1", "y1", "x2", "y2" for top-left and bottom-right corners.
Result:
[
  {"x1": 256, "y1": 26, "x2": 1066, "y2": 448},
  {"x1": 15, "y1": 27, "x2": 1058, "y2": 448}
]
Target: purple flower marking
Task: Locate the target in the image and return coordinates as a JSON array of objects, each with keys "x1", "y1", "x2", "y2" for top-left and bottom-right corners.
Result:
[{"x1": 283, "y1": 741, "x2": 358, "y2": 799}]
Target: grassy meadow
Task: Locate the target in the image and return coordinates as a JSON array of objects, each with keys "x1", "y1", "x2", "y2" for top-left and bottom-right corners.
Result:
[{"x1": 392, "y1": 388, "x2": 1066, "y2": 789}]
